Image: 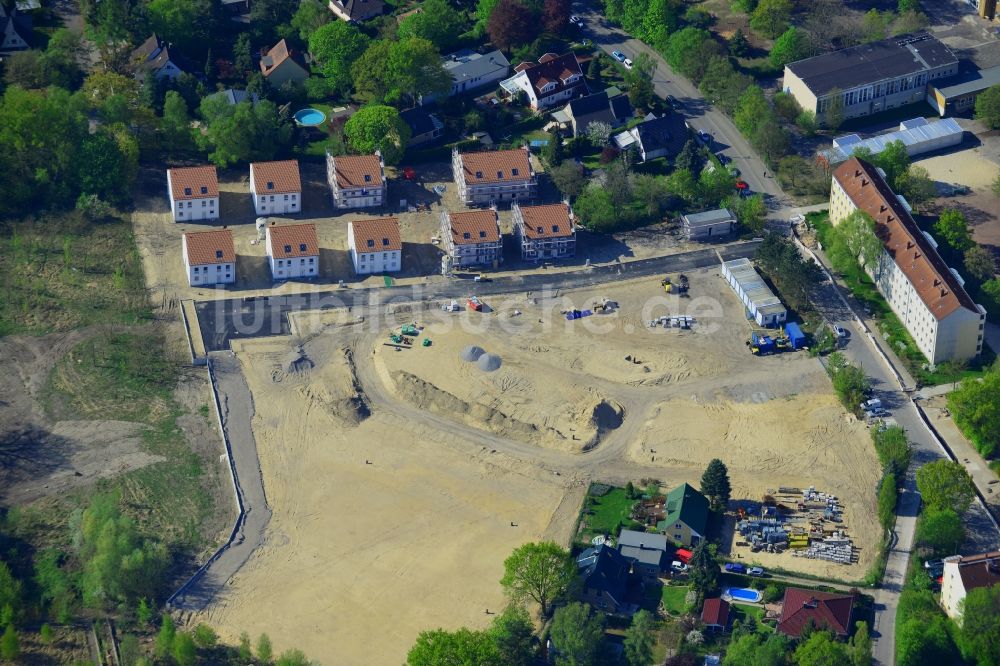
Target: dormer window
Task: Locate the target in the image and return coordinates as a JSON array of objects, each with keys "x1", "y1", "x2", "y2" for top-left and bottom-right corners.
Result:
[
  {"x1": 497, "y1": 171, "x2": 503, "y2": 179},
  {"x1": 284, "y1": 244, "x2": 292, "y2": 253},
  {"x1": 511, "y1": 168, "x2": 519, "y2": 176},
  {"x1": 367, "y1": 239, "x2": 375, "y2": 248},
  {"x1": 475, "y1": 171, "x2": 483, "y2": 179},
  {"x1": 200, "y1": 186, "x2": 208, "y2": 194},
  {"x1": 184, "y1": 187, "x2": 192, "y2": 195},
  {"x1": 299, "y1": 243, "x2": 307, "y2": 251},
  {"x1": 267, "y1": 182, "x2": 274, "y2": 190},
  {"x1": 536, "y1": 226, "x2": 543, "y2": 234},
  {"x1": 382, "y1": 238, "x2": 389, "y2": 246},
  {"x1": 215, "y1": 250, "x2": 223, "y2": 259},
  {"x1": 552, "y1": 225, "x2": 559, "y2": 232},
  {"x1": 364, "y1": 174, "x2": 371, "y2": 182},
  {"x1": 479, "y1": 231, "x2": 486, "y2": 238},
  {"x1": 463, "y1": 232, "x2": 471, "y2": 239}
]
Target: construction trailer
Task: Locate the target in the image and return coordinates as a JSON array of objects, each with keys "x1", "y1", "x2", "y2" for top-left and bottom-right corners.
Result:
[
  {"x1": 784, "y1": 322, "x2": 806, "y2": 350},
  {"x1": 721, "y1": 258, "x2": 787, "y2": 327},
  {"x1": 750, "y1": 332, "x2": 776, "y2": 355}
]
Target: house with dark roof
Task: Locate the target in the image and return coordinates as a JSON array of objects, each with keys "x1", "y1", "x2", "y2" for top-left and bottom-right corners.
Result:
[
  {"x1": 327, "y1": 152, "x2": 386, "y2": 209},
  {"x1": 440, "y1": 209, "x2": 502, "y2": 268},
  {"x1": 512, "y1": 202, "x2": 576, "y2": 262},
  {"x1": 777, "y1": 588, "x2": 855, "y2": 638},
  {"x1": 617, "y1": 529, "x2": 669, "y2": 579},
  {"x1": 131, "y1": 34, "x2": 189, "y2": 81},
  {"x1": 348, "y1": 217, "x2": 401, "y2": 275},
  {"x1": 182, "y1": 229, "x2": 236, "y2": 287},
  {"x1": 576, "y1": 544, "x2": 633, "y2": 614},
  {"x1": 167, "y1": 166, "x2": 219, "y2": 222},
  {"x1": 451, "y1": 146, "x2": 536, "y2": 206},
  {"x1": 701, "y1": 598, "x2": 730, "y2": 632},
  {"x1": 400, "y1": 107, "x2": 445, "y2": 147},
  {"x1": 552, "y1": 90, "x2": 633, "y2": 137},
  {"x1": 259, "y1": 39, "x2": 309, "y2": 88},
  {"x1": 250, "y1": 160, "x2": 301, "y2": 215},
  {"x1": 0, "y1": 5, "x2": 32, "y2": 54},
  {"x1": 831, "y1": 157, "x2": 985, "y2": 363},
  {"x1": 656, "y1": 483, "x2": 709, "y2": 547},
  {"x1": 613, "y1": 113, "x2": 674, "y2": 162},
  {"x1": 783, "y1": 33, "x2": 958, "y2": 123},
  {"x1": 327, "y1": 0, "x2": 384, "y2": 22},
  {"x1": 221, "y1": 0, "x2": 250, "y2": 23},
  {"x1": 499, "y1": 53, "x2": 587, "y2": 110},
  {"x1": 265, "y1": 223, "x2": 319, "y2": 280},
  {"x1": 421, "y1": 49, "x2": 510, "y2": 104},
  {"x1": 941, "y1": 551, "x2": 1000, "y2": 622}
]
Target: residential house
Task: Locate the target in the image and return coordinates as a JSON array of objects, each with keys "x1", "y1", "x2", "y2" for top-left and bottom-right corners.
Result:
[
  {"x1": 265, "y1": 223, "x2": 319, "y2": 280},
  {"x1": 250, "y1": 160, "x2": 301, "y2": 216},
  {"x1": 348, "y1": 217, "x2": 401, "y2": 275},
  {"x1": 452, "y1": 147, "x2": 536, "y2": 206},
  {"x1": 221, "y1": 0, "x2": 250, "y2": 22},
  {"x1": 327, "y1": 152, "x2": 386, "y2": 209},
  {"x1": 259, "y1": 39, "x2": 309, "y2": 88},
  {"x1": 512, "y1": 202, "x2": 576, "y2": 261},
  {"x1": 131, "y1": 34, "x2": 188, "y2": 81},
  {"x1": 617, "y1": 529, "x2": 669, "y2": 580},
  {"x1": 441, "y1": 209, "x2": 502, "y2": 268},
  {"x1": 0, "y1": 5, "x2": 32, "y2": 54},
  {"x1": 656, "y1": 483, "x2": 709, "y2": 548},
  {"x1": 182, "y1": 229, "x2": 235, "y2": 287},
  {"x1": 701, "y1": 598, "x2": 731, "y2": 632},
  {"x1": 777, "y1": 588, "x2": 855, "y2": 638},
  {"x1": 400, "y1": 107, "x2": 445, "y2": 147},
  {"x1": 682, "y1": 208, "x2": 736, "y2": 241},
  {"x1": 782, "y1": 32, "x2": 958, "y2": 123},
  {"x1": 167, "y1": 166, "x2": 219, "y2": 222},
  {"x1": 552, "y1": 90, "x2": 633, "y2": 137},
  {"x1": 207, "y1": 88, "x2": 260, "y2": 106},
  {"x1": 576, "y1": 544, "x2": 632, "y2": 615},
  {"x1": 940, "y1": 551, "x2": 1000, "y2": 622},
  {"x1": 613, "y1": 113, "x2": 673, "y2": 162},
  {"x1": 327, "y1": 0, "x2": 384, "y2": 22},
  {"x1": 831, "y1": 157, "x2": 985, "y2": 364},
  {"x1": 421, "y1": 48, "x2": 510, "y2": 104},
  {"x1": 499, "y1": 53, "x2": 587, "y2": 110}
]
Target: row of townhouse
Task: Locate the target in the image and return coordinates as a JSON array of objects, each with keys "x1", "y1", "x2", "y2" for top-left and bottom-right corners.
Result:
[
  {"x1": 167, "y1": 161, "x2": 302, "y2": 221},
  {"x1": 440, "y1": 202, "x2": 577, "y2": 268}
]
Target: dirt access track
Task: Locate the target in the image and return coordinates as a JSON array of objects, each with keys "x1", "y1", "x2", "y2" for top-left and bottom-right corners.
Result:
[{"x1": 193, "y1": 269, "x2": 881, "y2": 663}]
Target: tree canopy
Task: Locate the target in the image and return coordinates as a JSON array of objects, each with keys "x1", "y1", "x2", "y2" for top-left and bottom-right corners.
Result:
[
  {"x1": 974, "y1": 84, "x2": 1000, "y2": 129},
  {"x1": 750, "y1": 0, "x2": 792, "y2": 38},
  {"x1": 916, "y1": 508, "x2": 964, "y2": 556},
  {"x1": 701, "y1": 458, "x2": 732, "y2": 511},
  {"x1": 352, "y1": 38, "x2": 450, "y2": 106},
  {"x1": 916, "y1": 460, "x2": 976, "y2": 514},
  {"x1": 960, "y1": 585, "x2": 1000, "y2": 666},
  {"x1": 549, "y1": 602, "x2": 605, "y2": 666},
  {"x1": 948, "y1": 370, "x2": 1000, "y2": 458},
  {"x1": 197, "y1": 96, "x2": 292, "y2": 167},
  {"x1": 500, "y1": 541, "x2": 574, "y2": 616},
  {"x1": 770, "y1": 26, "x2": 812, "y2": 68},
  {"x1": 398, "y1": 0, "x2": 467, "y2": 51},
  {"x1": 933, "y1": 209, "x2": 974, "y2": 253},
  {"x1": 309, "y1": 22, "x2": 371, "y2": 96},
  {"x1": 487, "y1": 0, "x2": 539, "y2": 51},
  {"x1": 343, "y1": 105, "x2": 410, "y2": 165}
]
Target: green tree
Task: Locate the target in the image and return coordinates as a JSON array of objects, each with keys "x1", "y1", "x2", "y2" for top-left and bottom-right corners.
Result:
[
  {"x1": 249, "y1": 0, "x2": 298, "y2": 42},
  {"x1": 549, "y1": 603, "x2": 605, "y2": 666},
  {"x1": 161, "y1": 90, "x2": 193, "y2": 154},
  {"x1": 872, "y1": 426, "x2": 911, "y2": 480},
  {"x1": 873, "y1": 139, "x2": 911, "y2": 189},
  {"x1": 257, "y1": 633, "x2": 274, "y2": 663},
  {"x1": 291, "y1": 0, "x2": 331, "y2": 41},
  {"x1": 701, "y1": 459, "x2": 732, "y2": 511},
  {"x1": 831, "y1": 360, "x2": 871, "y2": 411},
  {"x1": 399, "y1": 0, "x2": 467, "y2": 51},
  {"x1": 839, "y1": 210, "x2": 883, "y2": 272},
  {"x1": 276, "y1": 649, "x2": 317, "y2": 666},
  {"x1": 343, "y1": 105, "x2": 410, "y2": 165},
  {"x1": 974, "y1": 85, "x2": 1000, "y2": 129},
  {"x1": 688, "y1": 542, "x2": 719, "y2": 597},
  {"x1": 625, "y1": 53, "x2": 656, "y2": 110},
  {"x1": 916, "y1": 460, "x2": 976, "y2": 514},
  {"x1": 934, "y1": 209, "x2": 974, "y2": 253},
  {"x1": 960, "y1": 585, "x2": 1000, "y2": 665},
  {"x1": 352, "y1": 38, "x2": 450, "y2": 106},
  {"x1": 699, "y1": 56, "x2": 753, "y2": 115},
  {"x1": 136, "y1": 598, "x2": 153, "y2": 626},
  {"x1": 664, "y1": 28, "x2": 712, "y2": 81},
  {"x1": 897, "y1": 613, "x2": 959, "y2": 665},
  {"x1": 475, "y1": 0, "x2": 501, "y2": 33},
  {"x1": 794, "y1": 631, "x2": 850, "y2": 666},
  {"x1": 728, "y1": 193, "x2": 767, "y2": 234},
  {"x1": 550, "y1": 162, "x2": 586, "y2": 200},
  {"x1": 0, "y1": 563, "x2": 21, "y2": 628},
  {"x1": 948, "y1": 370, "x2": 1000, "y2": 458},
  {"x1": 146, "y1": 0, "x2": 213, "y2": 54},
  {"x1": 407, "y1": 628, "x2": 503, "y2": 666},
  {"x1": 666, "y1": 168, "x2": 699, "y2": 205},
  {"x1": 239, "y1": 632, "x2": 253, "y2": 660},
  {"x1": 964, "y1": 246, "x2": 997, "y2": 283},
  {"x1": 898, "y1": 0, "x2": 919, "y2": 11},
  {"x1": 0, "y1": 625, "x2": 19, "y2": 662},
  {"x1": 500, "y1": 541, "x2": 575, "y2": 616},
  {"x1": 916, "y1": 508, "x2": 964, "y2": 555},
  {"x1": 770, "y1": 26, "x2": 812, "y2": 68},
  {"x1": 489, "y1": 604, "x2": 535, "y2": 666},
  {"x1": 193, "y1": 624, "x2": 218, "y2": 649},
  {"x1": 39, "y1": 623, "x2": 54, "y2": 645},
  {"x1": 849, "y1": 621, "x2": 872, "y2": 666},
  {"x1": 234, "y1": 33, "x2": 254, "y2": 76},
  {"x1": 309, "y1": 22, "x2": 371, "y2": 96},
  {"x1": 173, "y1": 632, "x2": 197, "y2": 666},
  {"x1": 624, "y1": 609, "x2": 655, "y2": 666},
  {"x1": 197, "y1": 97, "x2": 293, "y2": 167},
  {"x1": 878, "y1": 472, "x2": 898, "y2": 532},
  {"x1": 895, "y1": 165, "x2": 936, "y2": 207},
  {"x1": 750, "y1": 0, "x2": 792, "y2": 38},
  {"x1": 751, "y1": 119, "x2": 789, "y2": 164},
  {"x1": 699, "y1": 165, "x2": 736, "y2": 207},
  {"x1": 861, "y1": 8, "x2": 891, "y2": 43},
  {"x1": 543, "y1": 131, "x2": 564, "y2": 167},
  {"x1": 730, "y1": 28, "x2": 750, "y2": 56},
  {"x1": 155, "y1": 614, "x2": 176, "y2": 660},
  {"x1": 797, "y1": 111, "x2": 818, "y2": 135},
  {"x1": 675, "y1": 139, "x2": 704, "y2": 175}
]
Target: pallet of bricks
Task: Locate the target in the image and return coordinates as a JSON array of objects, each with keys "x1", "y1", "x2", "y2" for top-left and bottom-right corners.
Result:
[{"x1": 789, "y1": 486, "x2": 857, "y2": 565}]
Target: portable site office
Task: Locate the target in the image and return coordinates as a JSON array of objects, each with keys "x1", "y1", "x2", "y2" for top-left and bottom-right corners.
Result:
[{"x1": 721, "y1": 257, "x2": 787, "y2": 327}]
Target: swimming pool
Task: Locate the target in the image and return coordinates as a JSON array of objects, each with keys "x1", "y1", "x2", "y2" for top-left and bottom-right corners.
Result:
[
  {"x1": 723, "y1": 587, "x2": 763, "y2": 603},
  {"x1": 293, "y1": 108, "x2": 327, "y2": 126}
]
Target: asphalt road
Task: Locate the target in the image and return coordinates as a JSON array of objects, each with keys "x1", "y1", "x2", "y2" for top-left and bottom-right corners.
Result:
[{"x1": 194, "y1": 241, "x2": 761, "y2": 351}]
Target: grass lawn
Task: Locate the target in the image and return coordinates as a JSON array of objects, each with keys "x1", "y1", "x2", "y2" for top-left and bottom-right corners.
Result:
[
  {"x1": 730, "y1": 602, "x2": 772, "y2": 632},
  {"x1": 0, "y1": 212, "x2": 150, "y2": 335},
  {"x1": 577, "y1": 486, "x2": 640, "y2": 544},
  {"x1": 660, "y1": 584, "x2": 689, "y2": 615}
]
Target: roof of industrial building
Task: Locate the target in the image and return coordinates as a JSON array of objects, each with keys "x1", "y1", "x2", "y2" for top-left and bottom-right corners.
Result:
[
  {"x1": 931, "y1": 64, "x2": 1000, "y2": 98},
  {"x1": 168, "y1": 166, "x2": 218, "y2": 200},
  {"x1": 683, "y1": 208, "x2": 736, "y2": 227},
  {"x1": 785, "y1": 32, "x2": 956, "y2": 97},
  {"x1": 331, "y1": 154, "x2": 383, "y2": 190},
  {"x1": 819, "y1": 117, "x2": 963, "y2": 164},
  {"x1": 722, "y1": 258, "x2": 788, "y2": 318},
  {"x1": 456, "y1": 147, "x2": 533, "y2": 186},
  {"x1": 833, "y1": 157, "x2": 979, "y2": 321},
  {"x1": 184, "y1": 229, "x2": 235, "y2": 266},
  {"x1": 516, "y1": 203, "x2": 574, "y2": 240},
  {"x1": 351, "y1": 217, "x2": 401, "y2": 253},
  {"x1": 251, "y1": 160, "x2": 301, "y2": 195},
  {"x1": 446, "y1": 209, "x2": 500, "y2": 245},
  {"x1": 267, "y1": 223, "x2": 318, "y2": 259}
]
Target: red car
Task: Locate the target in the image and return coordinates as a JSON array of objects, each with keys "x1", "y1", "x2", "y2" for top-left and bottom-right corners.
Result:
[
  {"x1": 735, "y1": 179, "x2": 749, "y2": 191},
  {"x1": 467, "y1": 297, "x2": 484, "y2": 312}
]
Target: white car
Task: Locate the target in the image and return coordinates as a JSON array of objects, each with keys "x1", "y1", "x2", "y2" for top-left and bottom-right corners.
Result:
[
  {"x1": 623, "y1": 58, "x2": 633, "y2": 70},
  {"x1": 834, "y1": 325, "x2": 849, "y2": 338},
  {"x1": 569, "y1": 15, "x2": 582, "y2": 24}
]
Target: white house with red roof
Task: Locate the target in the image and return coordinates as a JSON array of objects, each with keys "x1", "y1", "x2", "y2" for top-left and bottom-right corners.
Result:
[
  {"x1": 512, "y1": 202, "x2": 576, "y2": 261},
  {"x1": 182, "y1": 229, "x2": 236, "y2": 286},
  {"x1": 440, "y1": 209, "x2": 502, "y2": 268},
  {"x1": 265, "y1": 222, "x2": 319, "y2": 280},
  {"x1": 348, "y1": 217, "x2": 401, "y2": 275},
  {"x1": 167, "y1": 166, "x2": 219, "y2": 222},
  {"x1": 451, "y1": 147, "x2": 536, "y2": 206},
  {"x1": 327, "y1": 151, "x2": 386, "y2": 209},
  {"x1": 500, "y1": 53, "x2": 587, "y2": 110},
  {"x1": 250, "y1": 160, "x2": 302, "y2": 215}
]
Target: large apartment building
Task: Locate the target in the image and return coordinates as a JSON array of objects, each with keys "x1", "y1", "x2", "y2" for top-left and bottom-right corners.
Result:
[
  {"x1": 452, "y1": 147, "x2": 536, "y2": 206},
  {"x1": 830, "y1": 157, "x2": 985, "y2": 364},
  {"x1": 783, "y1": 33, "x2": 958, "y2": 123}
]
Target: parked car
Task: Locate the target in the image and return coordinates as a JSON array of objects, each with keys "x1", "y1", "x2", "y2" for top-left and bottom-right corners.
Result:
[
  {"x1": 725, "y1": 563, "x2": 746, "y2": 574},
  {"x1": 748, "y1": 567, "x2": 765, "y2": 577},
  {"x1": 671, "y1": 561, "x2": 689, "y2": 572},
  {"x1": 623, "y1": 58, "x2": 634, "y2": 69},
  {"x1": 569, "y1": 14, "x2": 582, "y2": 24},
  {"x1": 611, "y1": 50, "x2": 626, "y2": 62},
  {"x1": 834, "y1": 325, "x2": 849, "y2": 338},
  {"x1": 861, "y1": 398, "x2": 883, "y2": 411}
]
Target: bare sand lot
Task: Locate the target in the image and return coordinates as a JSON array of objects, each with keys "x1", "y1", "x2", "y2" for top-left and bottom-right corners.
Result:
[
  {"x1": 914, "y1": 147, "x2": 1000, "y2": 247},
  {"x1": 195, "y1": 270, "x2": 883, "y2": 660}
]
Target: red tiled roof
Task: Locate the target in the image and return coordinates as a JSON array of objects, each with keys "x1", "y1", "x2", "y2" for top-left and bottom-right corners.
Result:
[
  {"x1": 351, "y1": 217, "x2": 401, "y2": 253},
  {"x1": 777, "y1": 588, "x2": 854, "y2": 638},
  {"x1": 520, "y1": 52, "x2": 585, "y2": 98},
  {"x1": 954, "y1": 551, "x2": 1000, "y2": 592},
  {"x1": 251, "y1": 160, "x2": 301, "y2": 195},
  {"x1": 184, "y1": 229, "x2": 235, "y2": 266},
  {"x1": 267, "y1": 223, "x2": 318, "y2": 259},
  {"x1": 447, "y1": 210, "x2": 499, "y2": 245},
  {"x1": 332, "y1": 154, "x2": 384, "y2": 189},
  {"x1": 259, "y1": 39, "x2": 307, "y2": 78},
  {"x1": 518, "y1": 203, "x2": 574, "y2": 240},
  {"x1": 168, "y1": 166, "x2": 218, "y2": 201},
  {"x1": 457, "y1": 148, "x2": 532, "y2": 186},
  {"x1": 833, "y1": 158, "x2": 978, "y2": 321},
  {"x1": 701, "y1": 598, "x2": 730, "y2": 626}
]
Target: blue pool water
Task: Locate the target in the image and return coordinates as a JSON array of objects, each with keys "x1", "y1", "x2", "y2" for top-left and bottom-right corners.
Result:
[
  {"x1": 725, "y1": 587, "x2": 763, "y2": 603},
  {"x1": 294, "y1": 108, "x2": 327, "y2": 126}
]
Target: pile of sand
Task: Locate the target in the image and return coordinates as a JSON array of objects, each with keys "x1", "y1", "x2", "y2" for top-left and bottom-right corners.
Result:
[
  {"x1": 460, "y1": 345, "x2": 485, "y2": 362},
  {"x1": 477, "y1": 353, "x2": 502, "y2": 372}
]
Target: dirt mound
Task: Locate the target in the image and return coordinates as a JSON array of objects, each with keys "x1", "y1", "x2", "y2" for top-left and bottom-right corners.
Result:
[
  {"x1": 460, "y1": 345, "x2": 486, "y2": 362},
  {"x1": 284, "y1": 347, "x2": 314, "y2": 374},
  {"x1": 477, "y1": 353, "x2": 502, "y2": 372}
]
